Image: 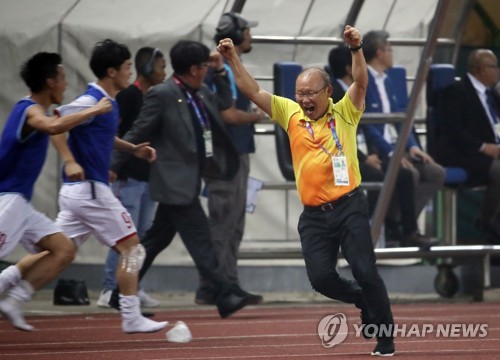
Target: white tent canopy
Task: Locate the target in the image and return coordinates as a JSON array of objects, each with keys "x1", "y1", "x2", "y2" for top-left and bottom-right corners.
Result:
[{"x1": 0, "y1": 0, "x2": 439, "y2": 264}]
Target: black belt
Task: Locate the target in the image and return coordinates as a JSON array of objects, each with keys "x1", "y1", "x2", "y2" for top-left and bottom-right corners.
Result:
[
  {"x1": 304, "y1": 187, "x2": 360, "y2": 212},
  {"x1": 90, "y1": 181, "x2": 96, "y2": 200}
]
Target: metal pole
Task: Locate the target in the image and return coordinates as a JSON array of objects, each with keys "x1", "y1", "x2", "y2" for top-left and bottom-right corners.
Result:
[
  {"x1": 344, "y1": 0, "x2": 364, "y2": 28},
  {"x1": 251, "y1": 36, "x2": 454, "y2": 47},
  {"x1": 370, "y1": 0, "x2": 452, "y2": 244},
  {"x1": 230, "y1": 0, "x2": 246, "y2": 13}
]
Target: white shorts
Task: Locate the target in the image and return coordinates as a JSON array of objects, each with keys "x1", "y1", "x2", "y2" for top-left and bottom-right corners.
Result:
[
  {"x1": 55, "y1": 181, "x2": 137, "y2": 248},
  {"x1": 0, "y1": 193, "x2": 61, "y2": 257}
]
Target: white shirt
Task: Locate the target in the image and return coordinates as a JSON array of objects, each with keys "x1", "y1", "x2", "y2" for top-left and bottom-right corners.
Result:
[
  {"x1": 467, "y1": 73, "x2": 500, "y2": 145},
  {"x1": 368, "y1": 65, "x2": 398, "y2": 145},
  {"x1": 467, "y1": 73, "x2": 499, "y2": 127}
]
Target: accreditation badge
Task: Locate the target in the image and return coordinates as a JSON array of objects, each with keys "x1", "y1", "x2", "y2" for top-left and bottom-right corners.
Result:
[
  {"x1": 204, "y1": 129, "x2": 213, "y2": 157},
  {"x1": 494, "y1": 123, "x2": 500, "y2": 140},
  {"x1": 332, "y1": 155, "x2": 349, "y2": 186}
]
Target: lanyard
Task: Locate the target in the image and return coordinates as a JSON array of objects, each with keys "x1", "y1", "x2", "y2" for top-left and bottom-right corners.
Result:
[
  {"x1": 133, "y1": 80, "x2": 142, "y2": 92},
  {"x1": 305, "y1": 117, "x2": 343, "y2": 155},
  {"x1": 173, "y1": 76, "x2": 210, "y2": 130}
]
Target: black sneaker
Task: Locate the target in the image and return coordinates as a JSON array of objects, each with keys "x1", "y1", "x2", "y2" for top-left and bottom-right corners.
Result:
[
  {"x1": 233, "y1": 285, "x2": 263, "y2": 305},
  {"x1": 401, "y1": 232, "x2": 439, "y2": 250},
  {"x1": 371, "y1": 337, "x2": 395, "y2": 356},
  {"x1": 216, "y1": 291, "x2": 249, "y2": 319}
]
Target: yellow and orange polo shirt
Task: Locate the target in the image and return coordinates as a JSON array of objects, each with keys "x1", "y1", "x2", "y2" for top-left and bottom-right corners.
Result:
[{"x1": 271, "y1": 94, "x2": 364, "y2": 206}]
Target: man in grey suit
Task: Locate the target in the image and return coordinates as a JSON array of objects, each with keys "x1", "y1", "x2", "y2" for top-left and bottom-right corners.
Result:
[{"x1": 110, "y1": 40, "x2": 250, "y2": 318}]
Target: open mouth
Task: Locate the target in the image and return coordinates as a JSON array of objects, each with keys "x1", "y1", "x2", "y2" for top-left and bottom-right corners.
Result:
[{"x1": 304, "y1": 105, "x2": 315, "y2": 115}]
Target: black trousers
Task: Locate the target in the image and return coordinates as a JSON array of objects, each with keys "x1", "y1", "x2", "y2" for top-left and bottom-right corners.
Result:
[
  {"x1": 298, "y1": 188, "x2": 393, "y2": 328},
  {"x1": 358, "y1": 161, "x2": 384, "y2": 216},
  {"x1": 360, "y1": 159, "x2": 418, "y2": 236},
  {"x1": 381, "y1": 159, "x2": 419, "y2": 236},
  {"x1": 138, "y1": 198, "x2": 231, "y2": 298}
]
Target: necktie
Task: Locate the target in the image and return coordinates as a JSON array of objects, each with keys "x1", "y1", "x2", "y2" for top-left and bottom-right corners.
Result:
[
  {"x1": 485, "y1": 89, "x2": 499, "y2": 124},
  {"x1": 486, "y1": 89, "x2": 500, "y2": 143}
]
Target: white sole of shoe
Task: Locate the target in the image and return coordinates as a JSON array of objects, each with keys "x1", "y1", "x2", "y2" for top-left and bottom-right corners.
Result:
[{"x1": 371, "y1": 351, "x2": 395, "y2": 356}]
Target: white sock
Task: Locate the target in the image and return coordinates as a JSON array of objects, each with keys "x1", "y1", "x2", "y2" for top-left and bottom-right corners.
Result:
[
  {"x1": 0, "y1": 266, "x2": 22, "y2": 295},
  {"x1": 119, "y1": 294, "x2": 168, "y2": 334},
  {"x1": 8, "y1": 280, "x2": 34, "y2": 303},
  {"x1": 119, "y1": 294, "x2": 141, "y2": 320}
]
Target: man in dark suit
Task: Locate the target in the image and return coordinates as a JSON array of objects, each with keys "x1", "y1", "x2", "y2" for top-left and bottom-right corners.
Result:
[
  {"x1": 438, "y1": 49, "x2": 500, "y2": 242},
  {"x1": 110, "y1": 40, "x2": 250, "y2": 318}
]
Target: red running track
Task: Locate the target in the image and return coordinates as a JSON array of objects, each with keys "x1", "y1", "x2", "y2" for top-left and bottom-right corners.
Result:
[{"x1": 0, "y1": 302, "x2": 499, "y2": 359}]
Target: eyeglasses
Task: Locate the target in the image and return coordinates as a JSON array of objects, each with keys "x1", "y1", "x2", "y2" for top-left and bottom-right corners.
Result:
[
  {"x1": 295, "y1": 86, "x2": 328, "y2": 100},
  {"x1": 199, "y1": 62, "x2": 210, "y2": 68},
  {"x1": 483, "y1": 64, "x2": 499, "y2": 69}
]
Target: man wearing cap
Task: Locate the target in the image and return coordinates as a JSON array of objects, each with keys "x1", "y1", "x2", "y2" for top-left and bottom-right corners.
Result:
[{"x1": 196, "y1": 12, "x2": 265, "y2": 306}]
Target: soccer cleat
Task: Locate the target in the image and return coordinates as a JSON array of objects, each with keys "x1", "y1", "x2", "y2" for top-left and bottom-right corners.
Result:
[
  {"x1": 138, "y1": 289, "x2": 160, "y2": 308},
  {"x1": 0, "y1": 298, "x2": 34, "y2": 331}
]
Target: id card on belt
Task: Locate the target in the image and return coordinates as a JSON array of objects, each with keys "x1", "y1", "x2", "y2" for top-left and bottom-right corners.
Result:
[{"x1": 332, "y1": 155, "x2": 349, "y2": 186}]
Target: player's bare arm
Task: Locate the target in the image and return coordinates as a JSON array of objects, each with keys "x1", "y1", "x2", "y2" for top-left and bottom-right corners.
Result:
[
  {"x1": 26, "y1": 97, "x2": 112, "y2": 135},
  {"x1": 50, "y1": 133, "x2": 85, "y2": 181}
]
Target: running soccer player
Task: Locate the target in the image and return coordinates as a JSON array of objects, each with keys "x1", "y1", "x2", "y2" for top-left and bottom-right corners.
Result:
[
  {"x1": 51, "y1": 39, "x2": 168, "y2": 334},
  {"x1": 0, "y1": 52, "x2": 112, "y2": 331}
]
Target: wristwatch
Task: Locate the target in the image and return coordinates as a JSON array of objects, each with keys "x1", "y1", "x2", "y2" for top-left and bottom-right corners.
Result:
[{"x1": 349, "y1": 41, "x2": 363, "y2": 52}]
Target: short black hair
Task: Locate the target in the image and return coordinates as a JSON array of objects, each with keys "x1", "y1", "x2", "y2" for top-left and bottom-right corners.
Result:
[
  {"x1": 20, "y1": 52, "x2": 62, "y2": 93},
  {"x1": 135, "y1": 47, "x2": 164, "y2": 77},
  {"x1": 328, "y1": 46, "x2": 352, "y2": 79},
  {"x1": 170, "y1": 40, "x2": 210, "y2": 75},
  {"x1": 362, "y1": 30, "x2": 390, "y2": 63},
  {"x1": 89, "y1": 39, "x2": 131, "y2": 79}
]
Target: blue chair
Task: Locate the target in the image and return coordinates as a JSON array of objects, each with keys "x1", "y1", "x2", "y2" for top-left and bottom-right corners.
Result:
[{"x1": 273, "y1": 62, "x2": 303, "y2": 181}]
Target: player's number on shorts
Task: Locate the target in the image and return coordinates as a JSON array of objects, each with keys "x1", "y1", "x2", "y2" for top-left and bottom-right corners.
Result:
[{"x1": 121, "y1": 212, "x2": 133, "y2": 229}]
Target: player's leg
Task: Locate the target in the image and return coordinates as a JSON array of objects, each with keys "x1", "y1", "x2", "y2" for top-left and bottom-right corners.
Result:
[
  {"x1": 0, "y1": 194, "x2": 39, "y2": 295},
  {"x1": 113, "y1": 235, "x2": 167, "y2": 333},
  {"x1": 23, "y1": 232, "x2": 76, "y2": 290},
  {"x1": 62, "y1": 182, "x2": 168, "y2": 334},
  {"x1": 1, "y1": 232, "x2": 75, "y2": 332},
  {"x1": 0, "y1": 196, "x2": 75, "y2": 331},
  {"x1": 0, "y1": 252, "x2": 47, "y2": 295}
]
